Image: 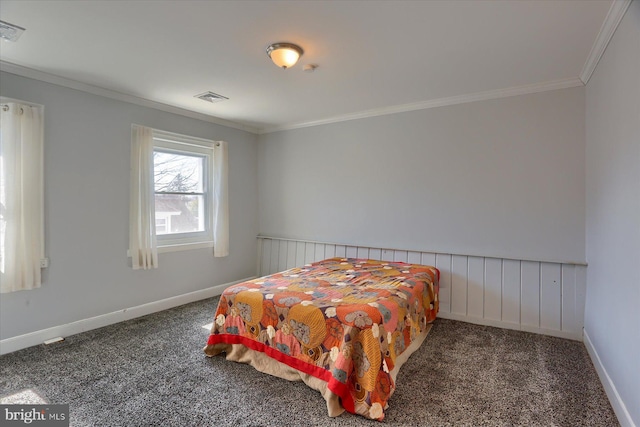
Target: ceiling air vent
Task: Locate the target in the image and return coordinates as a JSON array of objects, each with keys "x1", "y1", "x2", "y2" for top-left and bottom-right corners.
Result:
[
  {"x1": 195, "y1": 91, "x2": 229, "y2": 104},
  {"x1": 0, "y1": 20, "x2": 26, "y2": 42}
]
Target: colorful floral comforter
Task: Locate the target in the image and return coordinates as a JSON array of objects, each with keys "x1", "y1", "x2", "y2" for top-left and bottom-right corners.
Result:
[{"x1": 204, "y1": 258, "x2": 439, "y2": 421}]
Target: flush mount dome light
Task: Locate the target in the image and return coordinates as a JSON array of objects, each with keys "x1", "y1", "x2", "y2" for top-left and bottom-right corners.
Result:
[{"x1": 266, "y1": 42, "x2": 303, "y2": 69}]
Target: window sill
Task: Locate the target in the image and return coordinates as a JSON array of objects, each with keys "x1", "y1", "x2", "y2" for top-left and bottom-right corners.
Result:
[
  {"x1": 158, "y1": 241, "x2": 213, "y2": 253},
  {"x1": 127, "y1": 241, "x2": 213, "y2": 257}
]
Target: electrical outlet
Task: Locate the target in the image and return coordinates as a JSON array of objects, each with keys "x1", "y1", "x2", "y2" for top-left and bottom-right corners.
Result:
[{"x1": 40, "y1": 258, "x2": 49, "y2": 268}]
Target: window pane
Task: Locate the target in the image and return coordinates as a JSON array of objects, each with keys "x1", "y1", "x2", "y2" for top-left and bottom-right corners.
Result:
[
  {"x1": 154, "y1": 151, "x2": 203, "y2": 193},
  {"x1": 155, "y1": 194, "x2": 205, "y2": 235},
  {"x1": 155, "y1": 217, "x2": 167, "y2": 234}
]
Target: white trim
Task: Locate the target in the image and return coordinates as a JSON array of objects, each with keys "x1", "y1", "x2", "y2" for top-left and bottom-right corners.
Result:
[
  {"x1": 151, "y1": 126, "x2": 219, "y2": 149},
  {"x1": 157, "y1": 241, "x2": 214, "y2": 253},
  {"x1": 256, "y1": 235, "x2": 588, "y2": 266},
  {"x1": 0, "y1": 61, "x2": 258, "y2": 134},
  {"x1": 0, "y1": 276, "x2": 254, "y2": 355},
  {"x1": 580, "y1": 0, "x2": 633, "y2": 85},
  {"x1": 2, "y1": 60, "x2": 585, "y2": 136},
  {"x1": 258, "y1": 78, "x2": 584, "y2": 134},
  {"x1": 437, "y1": 312, "x2": 582, "y2": 341},
  {"x1": 584, "y1": 329, "x2": 636, "y2": 427},
  {"x1": 126, "y1": 241, "x2": 214, "y2": 256}
]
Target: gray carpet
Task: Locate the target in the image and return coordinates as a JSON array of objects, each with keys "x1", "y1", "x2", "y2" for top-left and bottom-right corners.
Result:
[{"x1": 0, "y1": 297, "x2": 618, "y2": 426}]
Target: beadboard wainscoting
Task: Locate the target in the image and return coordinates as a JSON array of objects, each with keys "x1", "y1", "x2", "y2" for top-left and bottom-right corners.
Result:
[{"x1": 257, "y1": 236, "x2": 586, "y2": 341}]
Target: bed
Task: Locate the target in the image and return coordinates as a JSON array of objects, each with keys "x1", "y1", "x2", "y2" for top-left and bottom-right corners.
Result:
[{"x1": 204, "y1": 257, "x2": 439, "y2": 421}]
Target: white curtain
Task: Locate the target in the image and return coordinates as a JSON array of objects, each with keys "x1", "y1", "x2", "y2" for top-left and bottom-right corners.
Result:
[
  {"x1": 129, "y1": 125, "x2": 158, "y2": 269},
  {"x1": 0, "y1": 103, "x2": 44, "y2": 293},
  {"x1": 213, "y1": 141, "x2": 229, "y2": 257}
]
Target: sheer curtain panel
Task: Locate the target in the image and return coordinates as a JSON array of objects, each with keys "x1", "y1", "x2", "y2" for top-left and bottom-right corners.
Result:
[
  {"x1": 213, "y1": 141, "x2": 229, "y2": 257},
  {"x1": 0, "y1": 102, "x2": 44, "y2": 293},
  {"x1": 129, "y1": 125, "x2": 158, "y2": 269}
]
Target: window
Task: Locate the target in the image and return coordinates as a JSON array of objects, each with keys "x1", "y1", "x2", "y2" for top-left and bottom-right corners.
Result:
[
  {"x1": 152, "y1": 131, "x2": 215, "y2": 249},
  {"x1": 130, "y1": 125, "x2": 227, "y2": 269}
]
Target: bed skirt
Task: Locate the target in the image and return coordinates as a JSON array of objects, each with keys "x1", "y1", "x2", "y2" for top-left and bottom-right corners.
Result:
[{"x1": 204, "y1": 324, "x2": 432, "y2": 418}]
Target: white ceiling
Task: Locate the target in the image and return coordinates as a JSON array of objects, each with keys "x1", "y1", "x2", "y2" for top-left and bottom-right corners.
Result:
[{"x1": 0, "y1": 0, "x2": 614, "y2": 133}]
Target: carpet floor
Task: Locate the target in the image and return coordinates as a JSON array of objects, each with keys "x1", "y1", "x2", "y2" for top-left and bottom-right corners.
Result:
[{"x1": 0, "y1": 297, "x2": 618, "y2": 426}]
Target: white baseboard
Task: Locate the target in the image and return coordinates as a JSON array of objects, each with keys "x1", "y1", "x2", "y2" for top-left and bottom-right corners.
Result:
[
  {"x1": 0, "y1": 277, "x2": 254, "y2": 356},
  {"x1": 437, "y1": 311, "x2": 583, "y2": 341},
  {"x1": 584, "y1": 329, "x2": 636, "y2": 427}
]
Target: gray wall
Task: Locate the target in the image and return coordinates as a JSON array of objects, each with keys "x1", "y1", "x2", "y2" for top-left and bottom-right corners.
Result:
[
  {"x1": 0, "y1": 72, "x2": 259, "y2": 340},
  {"x1": 585, "y1": 1, "x2": 640, "y2": 424},
  {"x1": 258, "y1": 87, "x2": 586, "y2": 264}
]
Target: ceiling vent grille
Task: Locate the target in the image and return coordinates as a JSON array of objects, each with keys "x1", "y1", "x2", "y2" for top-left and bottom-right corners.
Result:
[
  {"x1": 195, "y1": 91, "x2": 229, "y2": 104},
  {"x1": 0, "y1": 20, "x2": 26, "y2": 42}
]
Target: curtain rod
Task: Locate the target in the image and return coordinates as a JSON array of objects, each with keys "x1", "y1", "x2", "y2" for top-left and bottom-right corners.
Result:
[{"x1": 1, "y1": 104, "x2": 24, "y2": 113}]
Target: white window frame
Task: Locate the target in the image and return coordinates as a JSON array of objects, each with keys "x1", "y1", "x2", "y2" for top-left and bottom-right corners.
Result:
[{"x1": 152, "y1": 130, "x2": 215, "y2": 252}]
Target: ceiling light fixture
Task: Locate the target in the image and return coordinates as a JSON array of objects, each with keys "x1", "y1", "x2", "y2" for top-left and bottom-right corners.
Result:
[
  {"x1": 0, "y1": 20, "x2": 26, "y2": 42},
  {"x1": 266, "y1": 42, "x2": 303, "y2": 69}
]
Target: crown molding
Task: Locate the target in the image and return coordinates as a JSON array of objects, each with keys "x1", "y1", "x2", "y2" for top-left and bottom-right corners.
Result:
[
  {"x1": 580, "y1": 0, "x2": 632, "y2": 85},
  {"x1": 258, "y1": 77, "x2": 584, "y2": 134},
  {"x1": 0, "y1": 61, "x2": 586, "y2": 136},
  {"x1": 0, "y1": 61, "x2": 258, "y2": 134}
]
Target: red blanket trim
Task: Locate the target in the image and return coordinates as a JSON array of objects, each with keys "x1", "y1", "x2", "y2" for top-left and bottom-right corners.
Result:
[{"x1": 207, "y1": 334, "x2": 355, "y2": 413}]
